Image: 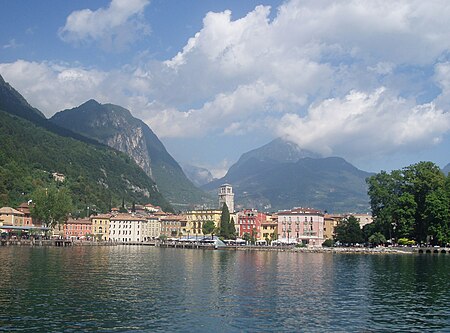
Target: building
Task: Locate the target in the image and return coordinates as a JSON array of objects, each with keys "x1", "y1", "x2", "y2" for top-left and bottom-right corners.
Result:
[
  {"x1": 52, "y1": 172, "x2": 65, "y2": 182},
  {"x1": 236, "y1": 209, "x2": 267, "y2": 239},
  {"x1": 91, "y1": 214, "x2": 111, "y2": 241},
  {"x1": 323, "y1": 214, "x2": 343, "y2": 240},
  {"x1": 109, "y1": 214, "x2": 148, "y2": 242},
  {"x1": 185, "y1": 209, "x2": 222, "y2": 237},
  {"x1": 277, "y1": 208, "x2": 324, "y2": 246},
  {"x1": 352, "y1": 214, "x2": 373, "y2": 228},
  {"x1": 0, "y1": 207, "x2": 24, "y2": 226},
  {"x1": 147, "y1": 215, "x2": 161, "y2": 240},
  {"x1": 160, "y1": 215, "x2": 184, "y2": 238},
  {"x1": 260, "y1": 214, "x2": 278, "y2": 242},
  {"x1": 63, "y1": 218, "x2": 92, "y2": 239},
  {"x1": 219, "y1": 184, "x2": 234, "y2": 213},
  {"x1": 16, "y1": 202, "x2": 35, "y2": 226},
  {"x1": 144, "y1": 203, "x2": 161, "y2": 213}
]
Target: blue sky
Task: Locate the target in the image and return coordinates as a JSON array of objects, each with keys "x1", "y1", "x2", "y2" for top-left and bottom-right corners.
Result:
[{"x1": 1, "y1": 0, "x2": 450, "y2": 176}]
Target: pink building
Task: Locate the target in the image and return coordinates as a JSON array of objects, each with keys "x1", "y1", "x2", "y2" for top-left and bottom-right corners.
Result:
[
  {"x1": 63, "y1": 218, "x2": 92, "y2": 239},
  {"x1": 277, "y1": 208, "x2": 324, "y2": 246},
  {"x1": 237, "y1": 209, "x2": 267, "y2": 239}
]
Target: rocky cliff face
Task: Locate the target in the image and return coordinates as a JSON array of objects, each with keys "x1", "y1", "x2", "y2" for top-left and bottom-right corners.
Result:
[
  {"x1": 101, "y1": 116, "x2": 153, "y2": 179},
  {"x1": 51, "y1": 100, "x2": 211, "y2": 207}
]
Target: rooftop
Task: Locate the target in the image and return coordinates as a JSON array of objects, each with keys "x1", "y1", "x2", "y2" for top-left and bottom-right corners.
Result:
[{"x1": 0, "y1": 207, "x2": 24, "y2": 215}]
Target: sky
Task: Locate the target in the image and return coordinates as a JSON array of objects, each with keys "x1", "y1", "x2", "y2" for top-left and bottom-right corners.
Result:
[{"x1": 1, "y1": 0, "x2": 450, "y2": 177}]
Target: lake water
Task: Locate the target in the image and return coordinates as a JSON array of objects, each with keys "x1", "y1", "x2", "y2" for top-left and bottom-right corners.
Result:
[{"x1": 0, "y1": 246, "x2": 449, "y2": 332}]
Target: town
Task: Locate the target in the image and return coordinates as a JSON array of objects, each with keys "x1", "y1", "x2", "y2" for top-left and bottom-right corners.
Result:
[{"x1": 0, "y1": 184, "x2": 372, "y2": 247}]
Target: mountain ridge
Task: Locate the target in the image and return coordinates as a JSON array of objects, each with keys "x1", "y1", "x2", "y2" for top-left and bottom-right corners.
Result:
[
  {"x1": 203, "y1": 139, "x2": 372, "y2": 213},
  {"x1": 0, "y1": 77, "x2": 172, "y2": 212},
  {"x1": 51, "y1": 100, "x2": 212, "y2": 208}
]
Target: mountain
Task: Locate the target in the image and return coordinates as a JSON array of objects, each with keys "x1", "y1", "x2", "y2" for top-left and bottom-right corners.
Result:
[
  {"x1": 182, "y1": 164, "x2": 216, "y2": 187},
  {"x1": 50, "y1": 100, "x2": 212, "y2": 209},
  {"x1": 0, "y1": 75, "x2": 101, "y2": 146},
  {"x1": 0, "y1": 76, "x2": 172, "y2": 213},
  {"x1": 203, "y1": 139, "x2": 372, "y2": 213},
  {"x1": 442, "y1": 163, "x2": 450, "y2": 175}
]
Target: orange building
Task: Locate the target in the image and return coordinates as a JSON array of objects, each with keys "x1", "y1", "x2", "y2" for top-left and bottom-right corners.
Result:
[{"x1": 63, "y1": 218, "x2": 92, "y2": 239}]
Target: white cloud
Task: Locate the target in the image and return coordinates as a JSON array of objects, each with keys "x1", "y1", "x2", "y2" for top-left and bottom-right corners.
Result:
[
  {"x1": 0, "y1": 60, "x2": 114, "y2": 115},
  {"x1": 3, "y1": 39, "x2": 21, "y2": 49},
  {"x1": 59, "y1": 0, "x2": 150, "y2": 50},
  {"x1": 275, "y1": 88, "x2": 450, "y2": 158},
  {"x1": 3, "y1": 0, "x2": 450, "y2": 165}
]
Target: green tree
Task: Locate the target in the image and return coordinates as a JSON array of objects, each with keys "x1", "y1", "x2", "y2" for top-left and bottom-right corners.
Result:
[
  {"x1": 250, "y1": 227, "x2": 258, "y2": 244},
  {"x1": 394, "y1": 192, "x2": 416, "y2": 239},
  {"x1": 322, "y1": 239, "x2": 334, "y2": 247},
  {"x1": 367, "y1": 170, "x2": 402, "y2": 237},
  {"x1": 202, "y1": 220, "x2": 216, "y2": 239},
  {"x1": 368, "y1": 232, "x2": 386, "y2": 246},
  {"x1": 424, "y1": 188, "x2": 450, "y2": 245},
  {"x1": 219, "y1": 203, "x2": 234, "y2": 239},
  {"x1": 30, "y1": 186, "x2": 73, "y2": 228},
  {"x1": 367, "y1": 161, "x2": 450, "y2": 245},
  {"x1": 229, "y1": 217, "x2": 236, "y2": 239},
  {"x1": 402, "y1": 162, "x2": 445, "y2": 243},
  {"x1": 334, "y1": 216, "x2": 363, "y2": 245},
  {"x1": 243, "y1": 232, "x2": 250, "y2": 243},
  {"x1": 270, "y1": 232, "x2": 278, "y2": 242}
]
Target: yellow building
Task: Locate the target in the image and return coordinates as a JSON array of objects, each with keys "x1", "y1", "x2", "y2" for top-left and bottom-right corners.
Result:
[
  {"x1": 260, "y1": 214, "x2": 278, "y2": 241},
  {"x1": 185, "y1": 209, "x2": 221, "y2": 237},
  {"x1": 323, "y1": 214, "x2": 341, "y2": 240},
  {"x1": 0, "y1": 207, "x2": 24, "y2": 226},
  {"x1": 91, "y1": 214, "x2": 111, "y2": 241}
]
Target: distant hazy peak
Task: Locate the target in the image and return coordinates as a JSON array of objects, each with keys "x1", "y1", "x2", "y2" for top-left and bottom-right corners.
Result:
[{"x1": 238, "y1": 137, "x2": 320, "y2": 164}]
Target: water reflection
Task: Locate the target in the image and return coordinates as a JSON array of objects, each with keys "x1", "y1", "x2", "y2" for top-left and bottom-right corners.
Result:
[{"x1": 0, "y1": 247, "x2": 449, "y2": 332}]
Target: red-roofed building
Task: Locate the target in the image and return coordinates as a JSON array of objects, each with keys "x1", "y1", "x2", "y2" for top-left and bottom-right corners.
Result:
[
  {"x1": 237, "y1": 209, "x2": 267, "y2": 239},
  {"x1": 63, "y1": 218, "x2": 92, "y2": 239},
  {"x1": 277, "y1": 207, "x2": 324, "y2": 246},
  {"x1": 17, "y1": 202, "x2": 35, "y2": 226}
]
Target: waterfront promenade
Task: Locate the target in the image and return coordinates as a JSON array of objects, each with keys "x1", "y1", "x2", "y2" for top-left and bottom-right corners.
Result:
[{"x1": 1, "y1": 237, "x2": 448, "y2": 254}]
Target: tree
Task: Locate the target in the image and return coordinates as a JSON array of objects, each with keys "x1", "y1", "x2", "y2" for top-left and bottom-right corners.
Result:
[
  {"x1": 119, "y1": 198, "x2": 127, "y2": 213},
  {"x1": 322, "y1": 239, "x2": 334, "y2": 247},
  {"x1": 30, "y1": 186, "x2": 73, "y2": 228},
  {"x1": 368, "y1": 232, "x2": 386, "y2": 246},
  {"x1": 250, "y1": 227, "x2": 257, "y2": 244},
  {"x1": 334, "y1": 216, "x2": 363, "y2": 245},
  {"x1": 367, "y1": 161, "x2": 450, "y2": 245},
  {"x1": 229, "y1": 217, "x2": 236, "y2": 239},
  {"x1": 219, "y1": 203, "x2": 234, "y2": 239},
  {"x1": 402, "y1": 162, "x2": 446, "y2": 243},
  {"x1": 424, "y1": 188, "x2": 450, "y2": 246},
  {"x1": 202, "y1": 220, "x2": 215, "y2": 238}
]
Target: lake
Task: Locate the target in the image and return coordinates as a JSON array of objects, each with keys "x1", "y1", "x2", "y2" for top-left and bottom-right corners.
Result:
[{"x1": 0, "y1": 246, "x2": 449, "y2": 332}]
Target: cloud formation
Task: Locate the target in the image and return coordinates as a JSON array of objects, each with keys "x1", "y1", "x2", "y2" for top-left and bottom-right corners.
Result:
[
  {"x1": 276, "y1": 88, "x2": 450, "y2": 157},
  {"x1": 2, "y1": 0, "x2": 450, "y2": 163},
  {"x1": 59, "y1": 0, "x2": 150, "y2": 50}
]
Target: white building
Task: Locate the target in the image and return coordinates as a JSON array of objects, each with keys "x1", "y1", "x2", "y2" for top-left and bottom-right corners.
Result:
[
  {"x1": 219, "y1": 184, "x2": 234, "y2": 213},
  {"x1": 109, "y1": 214, "x2": 148, "y2": 242}
]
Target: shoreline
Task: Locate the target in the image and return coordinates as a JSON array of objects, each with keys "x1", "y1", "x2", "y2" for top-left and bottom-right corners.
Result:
[{"x1": 1, "y1": 238, "x2": 448, "y2": 255}]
